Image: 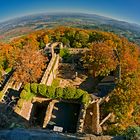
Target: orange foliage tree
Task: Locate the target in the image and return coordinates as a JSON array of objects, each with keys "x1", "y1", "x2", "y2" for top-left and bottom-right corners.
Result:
[
  {"x1": 118, "y1": 38, "x2": 138, "y2": 76},
  {"x1": 0, "y1": 42, "x2": 13, "y2": 71},
  {"x1": 100, "y1": 39, "x2": 140, "y2": 134},
  {"x1": 12, "y1": 45, "x2": 47, "y2": 84},
  {"x1": 83, "y1": 41, "x2": 118, "y2": 77}
]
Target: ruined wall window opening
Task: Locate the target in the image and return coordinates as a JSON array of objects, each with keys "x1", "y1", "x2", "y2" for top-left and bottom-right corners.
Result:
[
  {"x1": 46, "y1": 101, "x2": 81, "y2": 133},
  {"x1": 30, "y1": 101, "x2": 49, "y2": 127}
]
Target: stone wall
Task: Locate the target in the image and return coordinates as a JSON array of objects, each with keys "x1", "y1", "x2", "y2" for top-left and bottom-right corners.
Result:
[
  {"x1": 77, "y1": 101, "x2": 101, "y2": 135},
  {"x1": 40, "y1": 54, "x2": 59, "y2": 86},
  {"x1": 83, "y1": 98, "x2": 112, "y2": 135},
  {"x1": 1, "y1": 80, "x2": 14, "y2": 94},
  {"x1": 76, "y1": 105, "x2": 87, "y2": 133},
  {"x1": 43, "y1": 100, "x2": 58, "y2": 128},
  {"x1": 68, "y1": 48, "x2": 90, "y2": 54},
  {"x1": 1, "y1": 78, "x2": 22, "y2": 101},
  {"x1": 41, "y1": 53, "x2": 57, "y2": 84},
  {"x1": 92, "y1": 102, "x2": 101, "y2": 134},
  {"x1": 15, "y1": 100, "x2": 33, "y2": 121},
  {"x1": 46, "y1": 54, "x2": 59, "y2": 86}
]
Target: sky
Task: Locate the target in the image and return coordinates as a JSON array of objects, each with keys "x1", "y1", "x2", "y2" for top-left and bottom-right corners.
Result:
[{"x1": 0, "y1": 0, "x2": 140, "y2": 24}]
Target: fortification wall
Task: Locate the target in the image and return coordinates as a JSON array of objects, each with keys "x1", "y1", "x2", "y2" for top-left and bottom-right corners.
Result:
[
  {"x1": 15, "y1": 100, "x2": 33, "y2": 121},
  {"x1": 46, "y1": 54, "x2": 59, "y2": 86},
  {"x1": 41, "y1": 53, "x2": 59, "y2": 86}
]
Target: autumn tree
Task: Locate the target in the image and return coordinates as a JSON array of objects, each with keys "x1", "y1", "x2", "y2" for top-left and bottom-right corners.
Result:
[
  {"x1": 64, "y1": 28, "x2": 76, "y2": 46},
  {"x1": 12, "y1": 45, "x2": 47, "y2": 84},
  {"x1": 74, "y1": 30, "x2": 89, "y2": 47},
  {"x1": 43, "y1": 34, "x2": 49, "y2": 44},
  {"x1": 101, "y1": 74, "x2": 140, "y2": 134},
  {"x1": 83, "y1": 41, "x2": 118, "y2": 77},
  {"x1": 99, "y1": 39, "x2": 140, "y2": 134},
  {"x1": 117, "y1": 38, "x2": 138, "y2": 77},
  {"x1": 61, "y1": 37, "x2": 70, "y2": 46},
  {"x1": 38, "y1": 34, "x2": 50, "y2": 49},
  {"x1": 11, "y1": 32, "x2": 41, "y2": 50},
  {"x1": 0, "y1": 42, "x2": 13, "y2": 72}
]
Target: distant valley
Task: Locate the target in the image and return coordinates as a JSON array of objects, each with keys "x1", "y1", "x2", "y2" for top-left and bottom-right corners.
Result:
[{"x1": 0, "y1": 13, "x2": 140, "y2": 45}]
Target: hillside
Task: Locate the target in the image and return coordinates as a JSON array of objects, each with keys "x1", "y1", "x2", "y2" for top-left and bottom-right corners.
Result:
[{"x1": 0, "y1": 13, "x2": 140, "y2": 45}]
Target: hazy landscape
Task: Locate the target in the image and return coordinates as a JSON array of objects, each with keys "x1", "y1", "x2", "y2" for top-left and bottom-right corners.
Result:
[{"x1": 1, "y1": 13, "x2": 140, "y2": 45}]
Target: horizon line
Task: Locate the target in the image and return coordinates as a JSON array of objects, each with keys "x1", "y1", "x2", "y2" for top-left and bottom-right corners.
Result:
[{"x1": 0, "y1": 11, "x2": 140, "y2": 26}]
